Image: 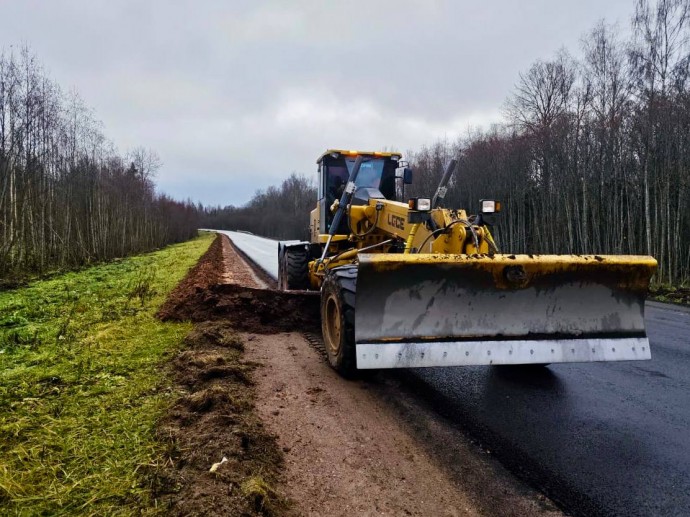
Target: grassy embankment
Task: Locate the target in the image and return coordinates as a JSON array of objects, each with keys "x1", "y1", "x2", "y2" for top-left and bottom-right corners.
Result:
[
  {"x1": 0, "y1": 232, "x2": 214, "y2": 515},
  {"x1": 649, "y1": 284, "x2": 690, "y2": 306}
]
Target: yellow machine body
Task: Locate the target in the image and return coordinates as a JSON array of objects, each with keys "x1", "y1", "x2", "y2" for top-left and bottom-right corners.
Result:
[{"x1": 279, "y1": 150, "x2": 657, "y2": 374}]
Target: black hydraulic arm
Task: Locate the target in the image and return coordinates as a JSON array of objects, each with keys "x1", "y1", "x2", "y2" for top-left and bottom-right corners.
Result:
[
  {"x1": 431, "y1": 159, "x2": 457, "y2": 209},
  {"x1": 319, "y1": 155, "x2": 364, "y2": 262}
]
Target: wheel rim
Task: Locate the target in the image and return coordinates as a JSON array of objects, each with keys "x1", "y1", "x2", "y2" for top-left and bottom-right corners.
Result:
[{"x1": 324, "y1": 293, "x2": 342, "y2": 356}]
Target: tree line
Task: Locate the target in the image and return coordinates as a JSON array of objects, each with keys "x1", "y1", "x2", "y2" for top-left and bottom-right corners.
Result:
[
  {"x1": 202, "y1": 173, "x2": 316, "y2": 240},
  {"x1": 407, "y1": 0, "x2": 690, "y2": 285},
  {"x1": 0, "y1": 47, "x2": 199, "y2": 284},
  {"x1": 204, "y1": 0, "x2": 690, "y2": 286}
]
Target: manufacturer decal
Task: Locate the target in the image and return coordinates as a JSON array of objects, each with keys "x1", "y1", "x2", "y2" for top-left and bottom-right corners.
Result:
[{"x1": 388, "y1": 214, "x2": 405, "y2": 230}]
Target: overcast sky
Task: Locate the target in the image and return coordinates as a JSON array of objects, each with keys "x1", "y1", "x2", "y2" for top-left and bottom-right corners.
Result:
[{"x1": 2, "y1": 0, "x2": 637, "y2": 206}]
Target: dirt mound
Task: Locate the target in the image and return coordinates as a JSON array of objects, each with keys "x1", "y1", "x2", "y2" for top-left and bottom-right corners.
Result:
[
  {"x1": 183, "y1": 323, "x2": 245, "y2": 351},
  {"x1": 156, "y1": 234, "x2": 321, "y2": 335},
  {"x1": 156, "y1": 235, "x2": 225, "y2": 320},
  {"x1": 153, "y1": 237, "x2": 294, "y2": 516},
  {"x1": 159, "y1": 283, "x2": 321, "y2": 334},
  {"x1": 153, "y1": 321, "x2": 291, "y2": 516}
]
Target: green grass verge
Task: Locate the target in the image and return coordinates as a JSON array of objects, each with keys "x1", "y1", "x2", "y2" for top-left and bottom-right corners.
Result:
[
  {"x1": 649, "y1": 284, "x2": 690, "y2": 306},
  {"x1": 0, "y1": 232, "x2": 214, "y2": 515}
]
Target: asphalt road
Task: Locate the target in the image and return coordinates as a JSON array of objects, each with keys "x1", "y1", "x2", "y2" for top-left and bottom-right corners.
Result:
[
  {"x1": 212, "y1": 229, "x2": 690, "y2": 517},
  {"x1": 404, "y1": 301, "x2": 690, "y2": 516}
]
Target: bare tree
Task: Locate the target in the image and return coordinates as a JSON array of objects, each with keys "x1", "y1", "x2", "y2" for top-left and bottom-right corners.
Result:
[{"x1": 0, "y1": 46, "x2": 200, "y2": 284}]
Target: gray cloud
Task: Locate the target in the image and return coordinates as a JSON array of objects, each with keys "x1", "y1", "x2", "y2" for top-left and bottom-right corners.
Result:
[{"x1": 2, "y1": 0, "x2": 634, "y2": 205}]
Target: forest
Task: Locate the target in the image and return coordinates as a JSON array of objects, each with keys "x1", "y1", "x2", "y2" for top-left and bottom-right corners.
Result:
[
  {"x1": 3, "y1": 0, "x2": 689, "y2": 287},
  {"x1": 202, "y1": 172, "x2": 316, "y2": 241},
  {"x1": 0, "y1": 47, "x2": 199, "y2": 284},
  {"x1": 206, "y1": 0, "x2": 690, "y2": 286}
]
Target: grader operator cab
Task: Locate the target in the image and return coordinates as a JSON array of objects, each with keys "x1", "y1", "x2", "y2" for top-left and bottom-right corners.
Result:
[{"x1": 278, "y1": 149, "x2": 657, "y2": 376}]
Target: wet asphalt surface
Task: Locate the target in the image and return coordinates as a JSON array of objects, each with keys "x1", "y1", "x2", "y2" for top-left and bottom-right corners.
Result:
[
  {"x1": 402, "y1": 301, "x2": 690, "y2": 517},
  {"x1": 219, "y1": 230, "x2": 690, "y2": 517}
]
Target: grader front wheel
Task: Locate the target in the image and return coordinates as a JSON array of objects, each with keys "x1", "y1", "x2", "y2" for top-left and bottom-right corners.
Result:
[
  {"x1": 320, "y1": 268, "x2": 357, "y2": 377},
  {"x1": 278, "y1": 244, "x2": 309, "y2": 291}
]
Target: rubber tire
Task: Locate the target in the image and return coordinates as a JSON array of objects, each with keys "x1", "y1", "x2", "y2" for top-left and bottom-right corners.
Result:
[
  {"x1": 279, "y1": 245, "x2": 309, "y2": 290},
  {"x1": 321, "y1": 266, "x2": 358, "y2": 377}
]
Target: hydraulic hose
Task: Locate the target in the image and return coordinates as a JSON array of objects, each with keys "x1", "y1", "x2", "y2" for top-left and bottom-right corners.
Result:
[
  {"x1": 328, "y1": 239, "x2": 395, "y2": 264},
  {"x1": 415, "y1": 219, "x2": 479, "y2": 253},
  {"x1": 483, "y1": 225, "x2": 499, "y2": 254},
  {"x1": 351, "y1": 208, "x2": 380, "y2": 238},
  {"x1": 404, "y1": 223, "x2": 421, "y2": 253}
]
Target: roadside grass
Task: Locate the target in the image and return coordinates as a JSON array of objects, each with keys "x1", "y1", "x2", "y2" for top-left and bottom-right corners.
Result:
[
  {"x1": 649, "y1": 283, "x2": 690, "y2": 306},
  {"x1": 0, "y1": 232, "x2": 214, "y2": 515}
]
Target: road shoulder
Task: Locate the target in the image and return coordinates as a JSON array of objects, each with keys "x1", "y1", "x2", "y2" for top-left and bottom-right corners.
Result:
[{"x1": 246, "y1": 331, "x2": 480, "y2": 516}]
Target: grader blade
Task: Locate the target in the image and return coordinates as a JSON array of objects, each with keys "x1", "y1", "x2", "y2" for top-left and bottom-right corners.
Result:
[{"x1": 354, "y1": 253, "x2": 657, "y2": 369}]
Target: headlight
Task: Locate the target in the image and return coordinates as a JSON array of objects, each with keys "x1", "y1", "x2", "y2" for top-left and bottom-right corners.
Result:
[
  {"x1": 408, "y1": 198, "x2": 431, "y2": 211},
  {"x1": 416, "y1": 198, "x2": 431, "y2": 211},
  {"x1": 481, "y1": 199, "x2": 501, "y2": 213}
]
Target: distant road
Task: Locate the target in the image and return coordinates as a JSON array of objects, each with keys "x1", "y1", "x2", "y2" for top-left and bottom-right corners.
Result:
[
  {"x1": 208, "y1": 230, "x2": 280, "y2": 279},
  {"x1": 208, "y1": 229, "x2": 690, "y2": 516}
]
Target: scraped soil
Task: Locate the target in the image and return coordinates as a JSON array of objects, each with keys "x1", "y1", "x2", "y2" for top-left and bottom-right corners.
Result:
[
  {"x1": 154, "y1": 236, "x2": 297, "y2": 516},
  {"x1": 154, "y1": 321, "x2": 291, "y2": 516},
  {"x1": 155, "y1": 233, "x2": 563, "y2": 516},
  {"x1": 157, "y1": 236, "x2": 320, "y2": 334}
]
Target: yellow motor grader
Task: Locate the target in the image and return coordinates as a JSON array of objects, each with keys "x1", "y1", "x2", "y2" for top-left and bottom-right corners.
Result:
[{"x1": 278, "y1": 149, "x2": 657, "y2": 376}]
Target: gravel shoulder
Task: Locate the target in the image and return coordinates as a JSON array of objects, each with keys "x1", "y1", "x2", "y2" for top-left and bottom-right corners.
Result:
[{"x1": 246, "y1": 331, "x2": 481, "y2": 516}]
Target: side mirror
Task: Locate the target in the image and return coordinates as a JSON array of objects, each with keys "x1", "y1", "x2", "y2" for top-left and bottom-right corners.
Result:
[
  {"x1": 404, "y1": 168, "x2": 413, "y2": 184},
  {"x1": 396, "y1": 167, "x2": 414, "y2": 184}
]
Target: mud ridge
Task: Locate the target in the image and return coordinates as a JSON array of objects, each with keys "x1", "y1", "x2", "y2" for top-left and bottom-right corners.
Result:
[
  {"x1": 158, "y1": 235, "x2": 320, "y2": 334},
  {"x1": 159, "y1": 282, "x2": 321, "y2": 334},
  {"x1": 153, "y1": 235, "x2": 293, "y2": 516},
  {"x1": 153, "y1": 321, "x2": 291, "y2": 516},
  {"x1": 156, "y1": 234, "x2": 225, "y2": 320}
]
